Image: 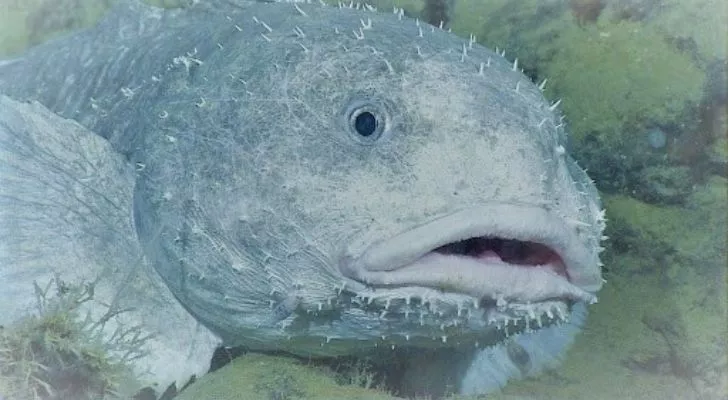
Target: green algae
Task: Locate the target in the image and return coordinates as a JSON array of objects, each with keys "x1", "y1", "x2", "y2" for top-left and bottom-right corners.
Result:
[
  {"x1": 542, "y1": 21, "x2": 705, "y2": 145},
  {"x1": 708, "y1": 136, "x2": 728, "y2": 168},
  {"x1": 174, "y1": 354, "x2": 401, "y2": 400},
  {"x1": 0, "y1": 0, "x2": 108, "y2": 56},
  {"x1": 0, "y1": 276, "x2": 146, "y2": 400},
  {"x1": 449, "y1": 0, "x2": 572, "y2": 76},
  {"x1": 606, "y1": 0, "x2": 728, "y2": 62},
  {"x1": 605, "y1": 176, "x2": 727, "y2": 272},
  {"x1": 446, "y1": 0, "x2": 712, "y2": 195}
]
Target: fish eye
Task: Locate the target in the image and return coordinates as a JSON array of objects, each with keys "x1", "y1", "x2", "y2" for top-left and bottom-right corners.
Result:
[
  {"x1": 353, "y1": 111, "x2": 377, "y2": 137},
  {"x1": 344, "y1": 100, "x2": 387, "y2": 143}
]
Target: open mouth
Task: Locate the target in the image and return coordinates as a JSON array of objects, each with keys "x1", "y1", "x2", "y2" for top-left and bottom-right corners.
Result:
[
  {"x1": 340, "y1": 204, "x2": 602, "y2": 305},
  {"x1": 432, "y1": 236, "x2": 568, "y2": 277}
]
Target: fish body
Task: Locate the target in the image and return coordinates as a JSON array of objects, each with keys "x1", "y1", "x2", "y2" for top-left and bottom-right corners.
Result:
[{"x1": 0, "y1": 0, "x2": 605, "y2": 394}]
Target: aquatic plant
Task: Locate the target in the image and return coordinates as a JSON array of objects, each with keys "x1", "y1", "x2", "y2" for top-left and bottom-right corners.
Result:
[{"x1": 0, "y1": 275, "x2": 150, "y2": 400}]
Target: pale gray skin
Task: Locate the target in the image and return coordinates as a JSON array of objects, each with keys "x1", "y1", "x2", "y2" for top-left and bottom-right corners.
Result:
[
  {"x1": 0, "y1": 0, "x2": 605, "y2": 394},
  {"x1": 0, "y1": 94, "x2": 221, "y2": 395}
]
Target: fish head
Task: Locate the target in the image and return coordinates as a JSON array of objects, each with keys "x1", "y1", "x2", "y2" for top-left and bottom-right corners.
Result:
[{"x1": 133, "y1": 3, "x2": 605, "y2": 354}]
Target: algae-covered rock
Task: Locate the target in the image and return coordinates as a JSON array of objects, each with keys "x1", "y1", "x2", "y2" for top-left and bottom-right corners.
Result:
[
  {"x1": 606, "y1": 0, "x2": 728, "y2": 62},
  {"x1": 542, "y1": 21, "x2": 705, "y2": 142},
  {"x1": 708, "y1": 136, "x2": 728, "y2": 169},
  {"x1": 446, "y1": 0, "x2": 714, "y2": 196},
  {"x1": 542, "y1": 21, "x2": 705, "y2": 190},
  {"x1": 603, "y1": 179, "x2": 726, "y2": 394},
  {"x1": 635, "y1": 165, "x2": 695, "y2": 205},
  {"x1": 174, "y1": 354, "x2": 401, "y2": 400},
  {"x1": 605, "y1": 176, "x2": 727, "y2": 273},
  {"x1": 601, "y1": 177, "x2": 727, "y2": 399}
]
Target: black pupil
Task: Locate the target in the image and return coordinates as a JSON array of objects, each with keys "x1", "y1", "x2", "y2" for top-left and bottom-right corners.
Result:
[{"x1": 354, "y1": 111, "x2": 377, "y2": 137}]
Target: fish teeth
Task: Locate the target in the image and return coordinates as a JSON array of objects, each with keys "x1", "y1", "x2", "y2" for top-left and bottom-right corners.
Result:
[
  {"x1": 495, "y1": 294, "x2": 507, "y2": 309},
  {"x1": 555, "y1": 305, "x2": 568, "y2": 322}
]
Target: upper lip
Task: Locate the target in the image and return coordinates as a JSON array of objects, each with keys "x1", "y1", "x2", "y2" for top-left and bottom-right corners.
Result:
[{"x1": 340, "y1": 203, "x2": 602, "y2": 304}]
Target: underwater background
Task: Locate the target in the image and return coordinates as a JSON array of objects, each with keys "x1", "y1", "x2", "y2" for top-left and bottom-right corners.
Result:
[{"x1": 0, "y1": 0, "x2": 725, "y2": 399}]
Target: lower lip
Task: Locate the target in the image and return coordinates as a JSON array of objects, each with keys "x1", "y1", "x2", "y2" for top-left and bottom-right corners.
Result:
[{"x1": 466, "y1": 249, "x2": 569, "y2": 279}]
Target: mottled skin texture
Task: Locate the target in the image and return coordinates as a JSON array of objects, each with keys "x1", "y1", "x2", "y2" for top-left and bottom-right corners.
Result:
[{"x1": 0, "y1": 0, "x2": 605, "y2": 395}]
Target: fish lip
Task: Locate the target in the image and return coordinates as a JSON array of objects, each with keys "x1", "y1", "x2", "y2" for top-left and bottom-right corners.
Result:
[{"x1": 340, "y1": 203, "x2": 603, "y2": 303}]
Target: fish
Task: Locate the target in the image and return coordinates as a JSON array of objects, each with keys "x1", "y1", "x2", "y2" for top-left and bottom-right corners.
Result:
[{"x1": 0, "y1": 0, "x2": 605, "y2": 395}]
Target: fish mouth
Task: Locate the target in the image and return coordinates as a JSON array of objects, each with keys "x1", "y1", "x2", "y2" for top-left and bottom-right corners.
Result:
[{"x1": 340, "y1": 204, "x2": 602, "y2": 306}]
